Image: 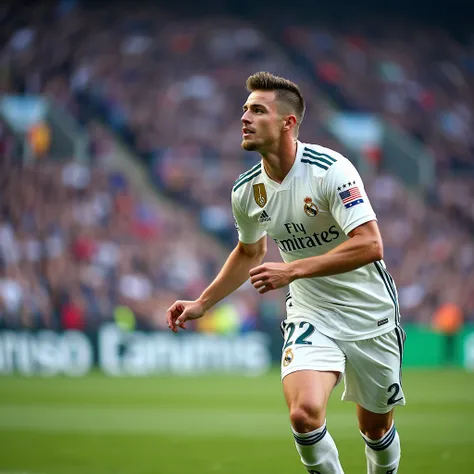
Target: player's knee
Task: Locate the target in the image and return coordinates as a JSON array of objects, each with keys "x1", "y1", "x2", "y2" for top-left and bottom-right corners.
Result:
[
  {"x1": 362, "y1": 426, "x2": 390, "y2": 440},
  {"x1": 360, "y1": 421, "x2": 392, "y2": 440},
  {"x1": 289, "y1": 402, "x2": 326, "y2": 433},
  {"x1": 358, "y1": 406, "x2": 394, "y2": 440}
]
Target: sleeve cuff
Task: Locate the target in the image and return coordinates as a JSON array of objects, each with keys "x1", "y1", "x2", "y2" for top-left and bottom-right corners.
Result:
[
  {"x1": 238, "y1": 231, "x2": 267, "y2": 244},
  {"x1": 343, "y1": 215, "x2": 377, "y2": 235}
]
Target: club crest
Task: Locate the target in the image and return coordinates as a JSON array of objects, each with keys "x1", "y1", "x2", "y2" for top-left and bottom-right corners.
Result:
[
  {"x1": 304, "y1": 197, "x2": 318, "y2": 217},
  {"x1": 253, "y1": 183, "x2": 267, "y2": 208},
  {"x1": 283, "y1": 348, "x2": 294, "y2": 367}
]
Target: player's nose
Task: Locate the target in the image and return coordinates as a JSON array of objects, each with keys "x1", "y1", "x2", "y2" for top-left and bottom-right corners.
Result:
[{"x1": 241, "y1": 110, "x2": 251, "y2": 124}]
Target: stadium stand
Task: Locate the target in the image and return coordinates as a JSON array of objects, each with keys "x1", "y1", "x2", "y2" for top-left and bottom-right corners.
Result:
[{"x1": 1, "y1": 3, "x2": 473, "y2": 330}]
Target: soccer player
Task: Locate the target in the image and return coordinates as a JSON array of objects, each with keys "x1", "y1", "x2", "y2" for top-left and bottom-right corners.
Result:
[{"x1": 166, "y1": 71, "x2": 406, "y2": 474}]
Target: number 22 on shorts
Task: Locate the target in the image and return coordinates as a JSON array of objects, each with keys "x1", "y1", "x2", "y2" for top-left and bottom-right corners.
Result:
[{"x1": 283, "y1": 321, "x2": 316, "y2": 350}]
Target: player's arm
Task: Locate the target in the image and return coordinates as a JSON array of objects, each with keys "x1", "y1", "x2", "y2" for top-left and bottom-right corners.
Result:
[
  {"x1": 200, "y1": 238, "x2": 267, "y2": 308},
  {"x1": 167, "y1": 190, "x2": 267, "y2": 332},
  {"x1": 199, "y1": 238, "x2": 267, "y2": 311},
  {"x1": 167, "y1": 237, "x2": 267, "y2": 332},
  {"x1": 289, "y1": 219, "x2": 382, "y2": 280}
]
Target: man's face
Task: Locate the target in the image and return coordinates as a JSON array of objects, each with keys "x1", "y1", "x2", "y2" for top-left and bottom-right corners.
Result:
[{"x1": 241, "y1": 90, "x2": 284, "y2": 152}]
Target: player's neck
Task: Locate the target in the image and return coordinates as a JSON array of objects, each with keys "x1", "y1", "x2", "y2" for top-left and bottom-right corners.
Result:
[{"x1": 261, "y1": 139, "x2": 298, "y2": 184}]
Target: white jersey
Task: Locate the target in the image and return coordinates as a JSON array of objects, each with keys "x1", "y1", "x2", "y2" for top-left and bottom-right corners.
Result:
[{"x1": 232, "y1": 141, "x2": 400, "y2": 341}]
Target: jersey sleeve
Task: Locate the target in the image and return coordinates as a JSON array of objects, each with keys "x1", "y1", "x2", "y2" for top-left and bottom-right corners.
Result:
[
  {"x1": 322, "y1": 159, "x2": 377, "y2": 235},
  {"x1": 231, "y1": 191, "x2": 267, "y2": 244}
]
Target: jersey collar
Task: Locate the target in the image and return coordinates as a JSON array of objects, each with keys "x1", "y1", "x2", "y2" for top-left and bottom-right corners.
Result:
[{"x1": 260, "y1": 141, "x2": 304, "y2": 191}]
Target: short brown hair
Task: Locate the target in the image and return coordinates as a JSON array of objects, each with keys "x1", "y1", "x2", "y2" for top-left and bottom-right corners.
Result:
[{"x1": 246, "y1": 71, "x2": 306, "y2": 132}]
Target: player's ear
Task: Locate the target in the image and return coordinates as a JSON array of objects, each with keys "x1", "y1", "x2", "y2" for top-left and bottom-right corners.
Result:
[{"x1": 282, "y1": 115, "x2": 297, "y2": 133}]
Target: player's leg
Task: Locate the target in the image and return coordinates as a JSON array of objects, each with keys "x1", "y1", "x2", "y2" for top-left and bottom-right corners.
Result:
[
  {"x1": 340, "y1": 327, "x2": 406, "y2": 474},
  {"x1": 280, "y1": 319, "x2": 346, "y2": 474},
  {"x1": 283, "y1": 370, "x2": 344, "y2": 474},
  {"x1": 357, "y1": 406, "x2": 399, "y2": 474}
]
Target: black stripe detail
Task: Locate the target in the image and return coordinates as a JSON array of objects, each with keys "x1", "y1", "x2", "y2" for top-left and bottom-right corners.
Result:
[
  {"x1": 301, "y1": 158, "x2": 328, "y2": 170},
  {"x1": 303, "y1": 147, "x2": 337, "y2": 163},
  {"x1": 365, "y1": 427, "x2": 396, "y2": 451},
  {"x1": 233, "y1": 163, "x2": 261, "y2": 186},
  {"x1": 293, "y1": 427, "x2": 327, "y2": 445},
  {"x1": 373, "y1": 261, "x2": 396, "y2": 304},
  {"x1": 383, "y1": 267, "x2": 400, "y2": 324},
  {"x1": 395, "y1": 327, "x2": 404, "y2": 386},
  {"x1": 233, "y1": 171, "x2": 262, "y2": 191},
  {"x1": 373, "y1": 261, "x2": 399, "y2": 325},
  {"x1": 364, "y1": 425, "x2": 395, "y2": 447},
  {"x1": 302, "y1": 152, "x2": 333, "y2": 167},
  {"x1": 293, "y1": 427, "x2": 327, "y2": 442},
  {"x1": 285, "y1": 294, "x2": 292, "y2": 302}
]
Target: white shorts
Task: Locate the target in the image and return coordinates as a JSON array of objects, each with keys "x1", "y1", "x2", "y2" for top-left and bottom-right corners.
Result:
[{"x1": 280, "y1": 317, "x2": 407, "y2": 414}]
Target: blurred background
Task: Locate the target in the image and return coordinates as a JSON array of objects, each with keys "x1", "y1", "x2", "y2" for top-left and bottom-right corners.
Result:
[{"x1": 0, "y1": 1, "x2": 473, "y2": 473}]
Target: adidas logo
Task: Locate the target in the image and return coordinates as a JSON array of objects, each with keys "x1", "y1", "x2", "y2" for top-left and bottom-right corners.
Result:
[{"x1": 258, "y1": 210, "x2": 272, "y2": 223}]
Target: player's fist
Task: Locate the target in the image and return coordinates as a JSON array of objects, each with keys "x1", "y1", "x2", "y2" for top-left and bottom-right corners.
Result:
[
  {"x1": 166, "y1": 300, "x2": 206, "y2": 333},
  {"x1": 249, "y1": 262, "x2": 295, "y2": 294}
]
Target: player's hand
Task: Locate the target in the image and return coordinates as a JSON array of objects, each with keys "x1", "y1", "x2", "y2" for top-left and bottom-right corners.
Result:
[
  {"x1": 166, "y1": 300, "x2": 206, "y2": 333},
  {"x1": 249, "y1": 262, "x2": 295, "y2": 294}
]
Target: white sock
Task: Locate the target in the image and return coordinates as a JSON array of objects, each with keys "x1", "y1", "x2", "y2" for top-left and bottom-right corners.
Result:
[
  {"x1": 360, "y1": 423, "x2": 401, "y2": 474},
  {"x1": 292, "y1": 421, "x2": 345, "y2": 474}
]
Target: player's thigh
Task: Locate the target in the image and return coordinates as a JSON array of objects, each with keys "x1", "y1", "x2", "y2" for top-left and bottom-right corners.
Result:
[
  {"x1": 340, "y1": 326, "x2": 406, "y2": 414},
  {"x1": 280, "y1": 318, "x2": 345, "y2": 408},
  {"x1": 283, "y1": 370, "x2": 340, "y2": 414}
]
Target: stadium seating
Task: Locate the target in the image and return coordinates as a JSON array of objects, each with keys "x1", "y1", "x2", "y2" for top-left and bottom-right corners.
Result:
[{"x1": 1, "y1": 4, "x2": 473, "y2": 327}]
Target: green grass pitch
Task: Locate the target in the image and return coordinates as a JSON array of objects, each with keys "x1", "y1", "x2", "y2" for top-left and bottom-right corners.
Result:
[{"x1": 0, "y1": 369, "x2": 473, "y2": 473}]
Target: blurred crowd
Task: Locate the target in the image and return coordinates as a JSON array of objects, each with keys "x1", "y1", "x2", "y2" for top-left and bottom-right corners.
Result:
[
  {"x1": 0, "y1": 2, "x2": 473, "y2": 329},
  {"x1": 0, "y1": 121, "x2": 273, "y2": 331}
]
